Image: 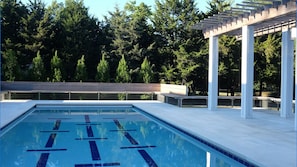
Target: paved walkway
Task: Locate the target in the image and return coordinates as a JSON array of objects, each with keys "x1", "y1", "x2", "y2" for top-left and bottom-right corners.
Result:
[{"x1": 1, "y1": 100, "x2": 296, "y2": 167}]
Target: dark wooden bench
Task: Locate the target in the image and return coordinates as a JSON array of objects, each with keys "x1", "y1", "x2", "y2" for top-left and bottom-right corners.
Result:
[{"x1": 161, "y1": 93, "x2": 208, "y2": 107}]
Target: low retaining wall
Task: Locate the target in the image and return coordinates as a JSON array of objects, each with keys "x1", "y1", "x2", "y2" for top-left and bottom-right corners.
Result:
[
  {"x1": 1, "y1": 82, "x2": 189, "y2": 100},
  {"x1": 1, "y1": 82, "x2": 161, "y2": 92},
  {"x1": 160, "y1": 84, "x2": 188, "y2": 95}
]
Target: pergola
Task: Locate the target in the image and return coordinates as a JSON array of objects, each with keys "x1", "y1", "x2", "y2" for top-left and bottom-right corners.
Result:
[{"x1": 193, "y1": 0, "x2": 297, "y2": 130}]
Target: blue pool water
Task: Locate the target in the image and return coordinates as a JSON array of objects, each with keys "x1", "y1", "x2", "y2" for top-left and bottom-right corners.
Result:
[{"x1": 0, "y1": 105, "x2": 253, "y2": 167}]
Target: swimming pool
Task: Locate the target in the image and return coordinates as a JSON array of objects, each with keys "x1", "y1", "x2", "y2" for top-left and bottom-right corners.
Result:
[{"x1": 0, "y1": 105, "x2": 254, "y2": 167}]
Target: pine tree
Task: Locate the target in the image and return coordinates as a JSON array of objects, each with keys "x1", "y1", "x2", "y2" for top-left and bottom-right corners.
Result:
[
  {"x1": 139, "y1": 57, "x2": 153, "y2": 83},
  {"x1": 75, "y1": 55, "x2": 87, "y2": 81},
  {"x1": 2, "y1": 47, "x2": 19, "y2": 81},
  {"x1": 1, "y1": 0, "x2": 27, "y2": 80},
  {"x1": 116, "y1": 55, "x2": 130, "y2": 83},
  {"x1": 106, "y1": 2, "x2": 154, "y2": 81},
  {"x1": 20, "y1": 0, "x2": 53, "y2": 68},
  {"x1": 174, "y1": 45, "x2": 199, "y2": 85},
  {"x1": 50, "y1": 50, "x2": 62, "y2": 82},
  {"x1": 96, "y1": 52, "x2": 110, "y2": 82},
  {"x1": 31, "y1": 51, "x2": 45, "y2": 81},
  {"x1": 59, "y1": 0, "x2": 100, "y2": 80}
]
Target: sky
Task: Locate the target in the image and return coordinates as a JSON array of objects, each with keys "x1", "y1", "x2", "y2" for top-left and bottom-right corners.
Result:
[{"x1": 20, "y1": 0, "x2": 241, "y2": 21}]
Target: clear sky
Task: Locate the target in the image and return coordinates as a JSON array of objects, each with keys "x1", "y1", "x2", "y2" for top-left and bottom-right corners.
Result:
[{"x1": 20, "y1": 0, "x2": 241, "y2": 21}]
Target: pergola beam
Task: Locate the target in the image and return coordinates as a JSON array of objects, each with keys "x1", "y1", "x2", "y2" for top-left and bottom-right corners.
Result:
[{"x1": 194, "y1": 1, "x2": 296, "y2": 38}]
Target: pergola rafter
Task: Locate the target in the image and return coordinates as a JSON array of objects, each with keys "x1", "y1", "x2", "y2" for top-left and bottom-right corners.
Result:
[{"x1": 194, "y1": 0, "x2": 296, "y2": 38}]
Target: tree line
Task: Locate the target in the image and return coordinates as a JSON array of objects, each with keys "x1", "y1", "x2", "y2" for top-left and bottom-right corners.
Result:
[{"x1": 1, "y1": 0, "x2": 282, "y2": 96}]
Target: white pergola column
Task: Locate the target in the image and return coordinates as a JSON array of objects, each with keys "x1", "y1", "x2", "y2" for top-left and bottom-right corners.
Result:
[
  {"x1": 294, "y1": 2, "x2": 297, "y2": 131},
  {"x1": 241, "y1": 25, "x2": 254, "y2": 118},
  {"x1": 208, "y1": 35, "x2": 219, "y2": 111},
  {"x1": 280, "y1": 29, "x2": 294, "y2": 118}
]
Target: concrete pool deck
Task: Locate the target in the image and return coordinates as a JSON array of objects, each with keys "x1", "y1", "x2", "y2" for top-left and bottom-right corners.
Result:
[{"x1": 0, "y1": 100, "x2": 296, "y2": 167}]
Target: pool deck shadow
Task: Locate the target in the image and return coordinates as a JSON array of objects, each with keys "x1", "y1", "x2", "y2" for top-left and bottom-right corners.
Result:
[{"x1": 1, "y1": 100, "x2": 296, "y2": 167}]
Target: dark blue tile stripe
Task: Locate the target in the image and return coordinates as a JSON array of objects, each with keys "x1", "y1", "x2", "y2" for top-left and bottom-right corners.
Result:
[
  {"x1": 89, "y1": 141, "x2": 101, "y2": 160},
  {"x1": 85, "y1": 115, "x2": 91, "y2": 123},
  {"x1": 36, "y1": 153, "x2": 49, "y2": 167},
  {"x1": 109, "y1": 129, "x2": 136, "y2": 132},
  {"x1": 124, "y1": 132, "x2": 139, "y2": 145},
  {"x1": 75, "y1": 164, "x2": 93, "y2": 167},
  {"x1": 45, "y1": 133, "x2": 56, "y2": 148},
  {"x1": 103, "y1": 117, "x2": 124, "y2": 119},
  {"x1": 77, "y1": 123, "x2": 101, "y2": 125},
  {"x1": 86, "y1": 126, "x2": 94, "y2": 137},
  {"x1": 138, "y1": 150, "x2": 158, "y2": 167},
  {"x1": 113, "y1": 120, "x2": 124, "y2": 130},
  {"x1": 120, "y1": 145, "x2": 156, "y2": 149},
  {"x1": 113, "y1": 119, "x2": 139, "y2": 145},
  {"x1": 53, "y1": 120, "x2": 61, "y2": 130},
  {"x1": 48, "y1": 118, "x2": 71, "y2": 120},
  {"x1": 103, "y1": 162, "x2": 120, "y2": 166},
  {"x1": 27, "y1": 148, "x2": 67, "y2": 152},
  {"x1": 75, "y1": 137, "x2": 108, "y2": 140},
  {"x1": 40, "y1": 130, "x2": 69, "y2": 133},
  {"x1": 75, "y1": 163, "x2": 120, "y2": 167}
]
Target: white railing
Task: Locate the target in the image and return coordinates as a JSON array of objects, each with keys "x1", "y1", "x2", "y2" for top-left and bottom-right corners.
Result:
[{"x1": 3, "y1": 90, "x2": 157, "y2": 101}]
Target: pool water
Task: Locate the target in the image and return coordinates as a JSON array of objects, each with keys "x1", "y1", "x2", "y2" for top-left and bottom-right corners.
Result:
[{"x1": 0, "y1": 105, "x2": 249, "y2": 167}]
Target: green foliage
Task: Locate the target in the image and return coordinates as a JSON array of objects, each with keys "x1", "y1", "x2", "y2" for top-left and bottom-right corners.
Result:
[
  {"x1": 140, "y1": 94, "x2": 152, "y2": 100},
  {"x1": 51, "y1": 50, "x2": 62, "y2": 70},
  {"x1": 160, "y1": 65, "x2": 177, "y2": 84},
  {"x1": 206, "y1": 0, "x2": 232, "y2": 15},
  {"x1": 139, "y1": 57, "x2": 153, "y2": 83},
  {"x1": 96, "y1": 52, "x2": 110, "y2": 82},
  {"x1": 174, "y1": 45, "x2": 199, "y2": 85},
  {"x1": 52, "y1": 68, "x2": 62, "y2": 82},
  {"x1": 59, "y1": 0, "x2": 101, "y2": 80},
  {"x1": 20, "y1": 0, "x2": 53, "y2": 67},
  {"x1": 31, "y1": 51, "x2": 46, "y2": 81},
  {"x1": 116, "y1": 55, "x2": 130, "y2": 83},
  {"x1": 254, "y1": 34, "x2": 281, "y2": 94},
  {"x1": 51, "y1": 50, "x2": 62, "y2": 82},
  {"x1": 218, "y1": 35, "x2": 240, "y2": 92},
  {"x1": 75, "y1": 55, "x2": 87, "y2": 81},
  {"x1": 2, "y1": 48, "x2": 19, "y2": 81},
  {"x1": 117, "y1": 93, "x2": 126, "y2": 100}
]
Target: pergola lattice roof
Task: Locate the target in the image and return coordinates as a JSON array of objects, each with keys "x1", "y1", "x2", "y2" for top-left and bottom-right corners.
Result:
[{"x1": 193, "y1": 0, "x2": 296, "y2": 38}]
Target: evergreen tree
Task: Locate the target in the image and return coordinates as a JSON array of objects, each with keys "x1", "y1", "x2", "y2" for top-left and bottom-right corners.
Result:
[
  {"x1": 1, "y1": 0, "x2": 27, "y2": 79},
  {"x1": 50, "y1": 50, "x2": 62, "y2": 82},
  {"x1": 124, "y1": 2, "x2": 153, "y2": 69},
  {"x1": 139, "y1": 57, "x2": 154, "y2": 83},
  {"x1": 218, "y1": 35, "x2": 241, "y2": 95},
  {"x1": 60, "y1": 0, "x2": 100, "y2": 80},
  {"x1": 106, "y1": 6, "x2": 131, "y2": 71},
  {"x1": 254, "y1": 34, "x2": 281, "y2": 95},
  {"x1": 206, "y1": 0, "x2": 232, "y2": 16},
  {"x1": 75, "y1": 55, "x2": 87, "y2": 81},
  {"x1": 2, "y1": 48, "x2": 19, "y2": 81},
  {"x1": 116, "y1": 55, "x2": 130, "y2": 83},
  {"x1": 106, "y1": 2, "x2": 154, "y2": 82},
  {"x1": 174, "y1": 45, "x2": 199, "y2": 85},
  {"x1": 20, "y1": 0, "x2": 53, "y2": 69},
  {"x1": 31, "y1": 51, "x2": 45, "y2": 81},
  {"x1": 52, "y1": 68, "x2": 62, "y2": 82},
  {"x1": 96, "y1": 52, "x2": 110, "y2": 82},
  {"x1": 160, "y1": 65, "x2": 177, "y2": 84},
  {"x1": 153, "y1": 0, "x2": 205, "y2": 92}
]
